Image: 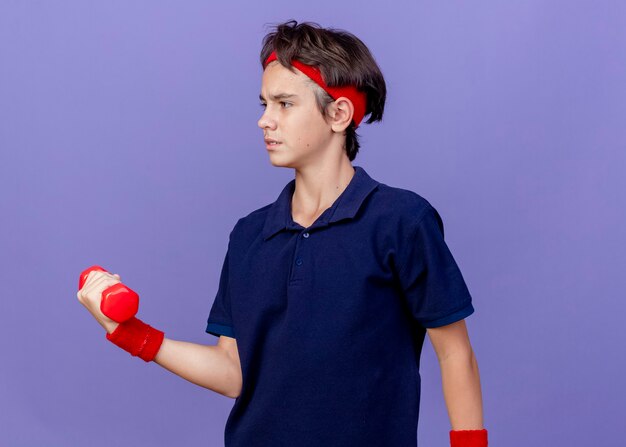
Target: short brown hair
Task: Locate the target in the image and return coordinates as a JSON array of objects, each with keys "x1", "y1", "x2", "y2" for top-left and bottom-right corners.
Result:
[{"x1": 260, "y1": 20, "x2": 387, "y2": 161}]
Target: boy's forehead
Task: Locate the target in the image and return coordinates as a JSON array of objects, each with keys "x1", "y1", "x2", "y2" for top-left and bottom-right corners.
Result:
[{"x1": 260, "y1": 62, "x2": 309, "y2": 98}]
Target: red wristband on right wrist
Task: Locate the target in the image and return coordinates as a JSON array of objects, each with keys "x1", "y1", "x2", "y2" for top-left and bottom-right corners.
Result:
[{"x1": 106, "y1": 317, "x2": 164, "y2": 362}]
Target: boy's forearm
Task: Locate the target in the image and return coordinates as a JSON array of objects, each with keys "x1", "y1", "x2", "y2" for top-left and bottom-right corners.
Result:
[
  {"x1": 439, "y1": 350, "x2": 485, "y2": 430},
  {"x1": 153, "y1": 337, "x2": 241, "y2": 399}
]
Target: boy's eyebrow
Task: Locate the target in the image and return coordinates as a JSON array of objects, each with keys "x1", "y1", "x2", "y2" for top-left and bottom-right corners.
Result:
[{"x1": 259, "y1": 92, "x2": 299, "y2": 101}]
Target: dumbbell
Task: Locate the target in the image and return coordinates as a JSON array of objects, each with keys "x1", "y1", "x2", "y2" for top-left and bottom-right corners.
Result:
[{"x1": 78, "y1": 265, "x2": 139, "y2": 323}]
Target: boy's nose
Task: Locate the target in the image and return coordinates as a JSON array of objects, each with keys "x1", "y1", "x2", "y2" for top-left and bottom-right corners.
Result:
[{"x1": 258, "y1": 112, "x2": 277, "y2": 130}]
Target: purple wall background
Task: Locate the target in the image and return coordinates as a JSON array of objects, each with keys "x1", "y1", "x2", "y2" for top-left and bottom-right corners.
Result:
[{"x1": 1, "y1": 1, "x2": 624, "y2": 446}]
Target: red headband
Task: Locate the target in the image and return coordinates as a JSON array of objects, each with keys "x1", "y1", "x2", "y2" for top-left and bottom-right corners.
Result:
[{"x1": 263, "y1": 50, "x2": 367, "y2": 127}]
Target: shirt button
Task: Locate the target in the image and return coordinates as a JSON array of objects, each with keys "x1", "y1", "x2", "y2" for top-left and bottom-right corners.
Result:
[
  {"x1": 303, "y1": 232, "x2": 309, "y2": 238},
  {"x1": 295, "y1": 258, "x2": 303, "y2": 266}
]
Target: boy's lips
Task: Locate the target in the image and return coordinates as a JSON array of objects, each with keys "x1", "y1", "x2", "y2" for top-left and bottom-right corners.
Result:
[{"x1": 265, "y1": 138, "x2": 282, "y2": 149}]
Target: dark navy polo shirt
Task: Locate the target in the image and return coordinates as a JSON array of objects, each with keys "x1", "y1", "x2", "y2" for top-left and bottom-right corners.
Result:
[{"x1": 206, "y1": 165, "x2": 475, "y2": 447}]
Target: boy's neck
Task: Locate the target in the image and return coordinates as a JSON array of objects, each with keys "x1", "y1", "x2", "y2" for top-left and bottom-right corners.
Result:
[{"x1": 291, "y1": 160, "x2": 355, "y2": 224}]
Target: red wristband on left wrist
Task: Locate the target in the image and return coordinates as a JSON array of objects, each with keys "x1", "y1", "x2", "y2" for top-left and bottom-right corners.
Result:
[{"x1": 450, "y1": 428, "x2": 488, "y2": 447}]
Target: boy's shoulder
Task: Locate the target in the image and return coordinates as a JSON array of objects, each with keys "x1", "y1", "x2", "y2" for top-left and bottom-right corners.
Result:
[
  {"x1": 229, "y1": 203, "x2": 273, "y2": 239},
  {"x1": 374, "y1": 182, "x2": 435, "y2": 216}
]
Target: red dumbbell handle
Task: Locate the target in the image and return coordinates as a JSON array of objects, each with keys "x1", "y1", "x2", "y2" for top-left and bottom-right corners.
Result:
[{"x1": 78, "y1": 265, "x2": 139, "y2": 323}]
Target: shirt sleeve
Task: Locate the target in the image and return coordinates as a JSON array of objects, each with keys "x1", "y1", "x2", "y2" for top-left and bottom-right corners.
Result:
[
  {"x1": 206, "y1": 240, "x2": 236, "y2": 338},
  {"x1": 395, "y1": 204, "x2": 474, "y2": 328}
]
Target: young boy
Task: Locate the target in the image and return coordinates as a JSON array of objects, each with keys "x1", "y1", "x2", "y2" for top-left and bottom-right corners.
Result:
[{"x1": 78, "y1": 20, "x2": 488, "y2": 447}]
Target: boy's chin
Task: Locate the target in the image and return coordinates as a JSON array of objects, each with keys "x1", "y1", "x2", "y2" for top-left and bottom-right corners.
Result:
[
  {"x1": 268, "y1": 159, "x2": 296, "y2": 169},
  {"x1": 267, "y1": 151, "x2": 293, "y2": 167}
]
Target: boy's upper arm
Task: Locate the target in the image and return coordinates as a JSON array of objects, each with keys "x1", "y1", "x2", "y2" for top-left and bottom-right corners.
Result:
[
  {"x1": 395, "y1": 204, "x2": 474, "y2": 328},
  {"x1": 427, "y1": 319, "x2": 473, "y2": 363},
  {"x1": 217, "y1": 335, "x2": 241, "y2": 374}
]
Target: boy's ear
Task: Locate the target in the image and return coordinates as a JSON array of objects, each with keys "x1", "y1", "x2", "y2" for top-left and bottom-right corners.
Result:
[{"x1": 329, "y1": 97, "x2": 355, "y2": 133}]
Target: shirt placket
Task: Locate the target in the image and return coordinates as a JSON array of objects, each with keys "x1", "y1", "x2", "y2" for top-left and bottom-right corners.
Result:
[
  {"x1": 288, "y1": 228, "x2": 311, "y2": 284},
  {"x1": 286, "y1": 213, "x2": 330, "y2": 285}
]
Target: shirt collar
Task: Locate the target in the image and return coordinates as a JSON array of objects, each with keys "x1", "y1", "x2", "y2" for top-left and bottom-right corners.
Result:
[{"x1": 262, "y1": 165, "x2": 380, "y2": 241}]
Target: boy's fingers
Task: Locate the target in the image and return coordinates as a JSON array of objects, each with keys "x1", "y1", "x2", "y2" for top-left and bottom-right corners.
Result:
[
  {"x1": 83, "y1": 271, "x2": 120, "y2": 290},
  {"x1": 82, "y1": 277, "x2": 118, "y2": 305},
  {"x1": 83, "y1": 270, "x2": 109, "y2": 290}
]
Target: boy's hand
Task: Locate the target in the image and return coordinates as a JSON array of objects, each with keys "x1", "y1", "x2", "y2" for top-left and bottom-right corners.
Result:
[{"x1": 77, "y1": 270, "x2": 121, "y2": 334}]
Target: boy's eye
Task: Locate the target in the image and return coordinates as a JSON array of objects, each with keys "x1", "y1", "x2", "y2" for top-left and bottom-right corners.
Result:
[{"x1": 258, "y1": 102, "x2": 291, "y2": 108}]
